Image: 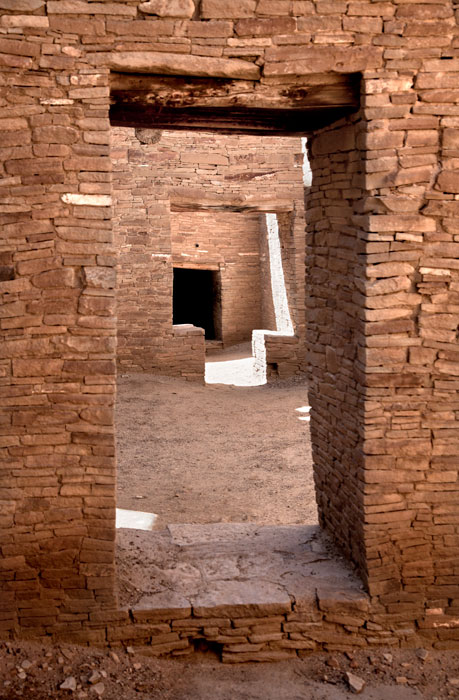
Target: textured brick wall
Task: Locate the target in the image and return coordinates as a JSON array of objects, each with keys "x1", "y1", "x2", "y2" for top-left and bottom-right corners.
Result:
[
  {"x1": 0, "y1": 0, "x2": 458, "y2": 649},
  {"x1": 0, "y1": 5, "x2": 119, "y2": 637},
  {"x1": 306, "y1": 116, "x2": 367, "y2": 575},
  {"x1": 307, "y1": 70, "x2": 459, "y2": 608}
]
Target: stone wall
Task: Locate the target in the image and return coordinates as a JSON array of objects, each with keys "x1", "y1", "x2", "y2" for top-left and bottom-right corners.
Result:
[
  {"x1": 171, "y1": 210, "x2": 263, "y2": 347},
  {"x1": 306, "y1": 116, "x2": 366, "y2": 577},
  {"x1": 1, "y1": 0, "x2": 459, "y2": 653},
  {"x1": 112, "y1": 126, "x2": 306, "y2": 373}
]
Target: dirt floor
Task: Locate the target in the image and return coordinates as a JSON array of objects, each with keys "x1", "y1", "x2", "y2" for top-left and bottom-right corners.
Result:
[
  {"x1": 116, "y1": 344, "x2": 316, "y2": 528},
  {"x1": 2, "y1": 640, "x2": 459, "y2": 699}
]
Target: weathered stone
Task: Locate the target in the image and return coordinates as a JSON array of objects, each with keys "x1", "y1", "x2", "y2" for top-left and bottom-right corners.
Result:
[
  {"x1": 436, "y1": 170, "x2": 459, "y2": 194},
  {"x1": 201, "y1": 0, "x2": 256, "y2": 18},
  {"x1": 61, "y1": 194, "x2": 112, "y2": 207},
  {"x1": 346, "y1": 672, "x2": 366, "y2": 694},
  {"x1": 83, "y1": 267, "x2": 116, "y2": 290},
  {"x1": 110, "y1": 53, "x2": 260, "y2": 79},
  {"x1": 366, "y1": 262, "x2": 415, "y2": 278},
  {"x1": 12, "y1": 359, "x2": 64, "y2": 377},
  {"x1": 135, "y1": 129, "x2": 162, "y2": 145},
  {"x1": 264, "y1": 46, "x2": 382, "y2": 76},
  {"x1": 47, "y1": 1, "x2": 136, "y2": 15},
  {"x1": 32, "y1": 268, "x2": 76, "y2": 289},
  {"x1": 367, "y1": 215, "x2": 436, "y2": 233},
  {"x1": 1, "y1": 15, "x2": 49, "y2": 28},
  {"x1": 193, "y1": 580, "x2": 292, "y2": 618},
  {"x1": 235, "y1": 18, "x2": 296, "y2": 35},
  {"x1": 139, "y1": 0, "x2": 194, "y2": 17},
  {"x1": 360, "y1": 276, "x2": 412, "y2": 297},
  {"x1": 92, "y1": 682, "x2": 105, "y2": 697},
  {"x1": 365, "y1": 346, "x2": 406, "y2": 365},
  {"x1": 0, "y1": 0, "x2": 43, "y2": 9},
  {"x1": 59, "y1": 677, "x2": 77, "y2": 692}
]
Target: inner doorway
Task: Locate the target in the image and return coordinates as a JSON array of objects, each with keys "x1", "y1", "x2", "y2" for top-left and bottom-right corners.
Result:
[
  {"x1": 173, "y1": 267, "x2": 220, "y2": 341},
  {"x1": 113, "y1": 124, "x2": 314, "y2": 529}
]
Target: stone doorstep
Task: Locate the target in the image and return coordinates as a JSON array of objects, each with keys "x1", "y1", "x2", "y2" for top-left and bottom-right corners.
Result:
[
  {"x1": 114, "y1": 523, "x2": 373, "y2": 659},
  {"x1": 205, "y1": 340, "x2": 224, "y2": 354},
  {"x1": 172, "y1": 323, "x2": 205, "y2": 337}
]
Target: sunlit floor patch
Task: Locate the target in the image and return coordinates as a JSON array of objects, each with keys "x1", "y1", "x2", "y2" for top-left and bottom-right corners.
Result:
[
  {"x1": 116, "y1": 508, "x2": 158, "y2": 531},
  {"x1": 205, "y1": 356, "x2": 265, "y2": 387},
  {"x1": 205, "y1": 343, "x2": 265, "y2": 387},
  {"x1": 296, "y1": 405, "x2": 311, "y2": 421}
]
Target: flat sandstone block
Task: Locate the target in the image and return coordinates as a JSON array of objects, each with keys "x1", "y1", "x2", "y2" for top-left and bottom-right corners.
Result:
[
  {"x1": 139, "y1": 0, "x2": 194, "y2": 17},
  {"x1": 110, "y1": 52, "x2": 260, "y2": 80},
  {"x1": 192, "y1": 580, "x2": 292, "y2": 618}
]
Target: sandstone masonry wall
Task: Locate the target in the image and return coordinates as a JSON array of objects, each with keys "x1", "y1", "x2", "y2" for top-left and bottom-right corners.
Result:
[
  {"x1": 0, "y1": 0, "x2": 459, "y2": 654},
  {"x1": 306, "y1": 116, "x2": 368, "y2": 576}
]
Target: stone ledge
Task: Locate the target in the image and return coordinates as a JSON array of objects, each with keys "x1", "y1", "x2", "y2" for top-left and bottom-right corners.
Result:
[
  {"x1": 110, "y1": 52, "x2": 260, "y2": 80},
  {"x1": 108, "y1": 524, "x2": 376, "y2": 660},
  {"x1": 172, "y1": 323, "x2": 205, "y2": 337}
]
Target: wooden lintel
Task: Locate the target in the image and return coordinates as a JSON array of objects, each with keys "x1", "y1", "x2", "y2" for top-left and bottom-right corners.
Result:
[
  {"x1": 109, "y1": 72, "x2": 360, "y2": 135},
  {"x1": 172, "y1": 262, "x2": 221, "y2": 270},
  {"x1": 110, "y1": 72, "x2": 359, "y2": 109},
  {"x1": 170, "y1": 199, "x2": 292, "y2": 214},
  {"x1": 109, "y1": 103, "x2": 357, "y2": 137}
]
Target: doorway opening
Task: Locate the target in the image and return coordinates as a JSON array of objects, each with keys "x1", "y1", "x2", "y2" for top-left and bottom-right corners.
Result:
[
  {"x1": 111, "y1": 71, "x2": 364, "y2": 647},
  {"x1": 173, "y1": 267, "x2": 221, "y2": 341}
]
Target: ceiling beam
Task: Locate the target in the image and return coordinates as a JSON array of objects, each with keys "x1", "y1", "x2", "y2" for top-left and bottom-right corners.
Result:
[{"x1": 109, "y1": 72, "x2": 360, "y2": 136}]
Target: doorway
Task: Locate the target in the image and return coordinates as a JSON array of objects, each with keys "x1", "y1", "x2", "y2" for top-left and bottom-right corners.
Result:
[
  {"x1": 111, "y1": 72, "x2": 366, "y2": 653},
  {"x1": 173, "y1": 267, "x2": 221, "y2": 341}
]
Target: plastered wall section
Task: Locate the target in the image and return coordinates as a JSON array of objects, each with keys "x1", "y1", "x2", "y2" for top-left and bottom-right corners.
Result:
[
  {"x1": 0, "y1": 0, "x2": 458, "y2": 647},
  {"x1": 112, "y1": 126, "x2": 306, "y2": 374},
  {"x1": 255, "y1": 211, "x2": 304, "y2": 379}
]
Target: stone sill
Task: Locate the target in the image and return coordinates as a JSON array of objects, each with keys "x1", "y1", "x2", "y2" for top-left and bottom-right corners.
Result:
[{"x1": 173, "y1": 324, "x2": 205, "y2": 337}]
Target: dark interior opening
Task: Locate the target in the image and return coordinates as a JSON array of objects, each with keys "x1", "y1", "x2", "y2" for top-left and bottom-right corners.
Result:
[{"x1": 173, "y1": 267, "x2": 220, "y2": 340}]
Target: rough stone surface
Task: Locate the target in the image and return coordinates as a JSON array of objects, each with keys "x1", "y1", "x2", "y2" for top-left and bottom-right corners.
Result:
[
  {"x1": 346, "y1": 672, "x2": 366, "y2": 694},
  {"x1": 110, "y1": 52, "x2": 260, "y2": 79},
  {"x1": 139, "y1": 0, "x2": 195, "y2": 18},
  {"x1": 115, "y1": 525, "x2": 370, "y2": 655}
]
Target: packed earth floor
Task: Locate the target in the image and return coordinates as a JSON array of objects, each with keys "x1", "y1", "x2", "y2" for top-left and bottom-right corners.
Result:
[
  {"x1": 115, "y1": 344, "x2": 317, "y2": 529},
  {"x1": 2, "y1": 640, "x2": 459, "y2": 700}
]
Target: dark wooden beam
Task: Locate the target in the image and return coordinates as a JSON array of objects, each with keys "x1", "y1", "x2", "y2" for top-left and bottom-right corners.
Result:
[
  {"x1": 110, "y1": 73, "x2": 360, "y2": 109},
  {"x1": 169, "y1": 190, "x2": 293, "y2": 213},
  {"x1": 109, "y1": 104, "x2": 357, "y2": 136},
  {"x1": 109, "y1": 73, "x2": 360, "y2": 136}
]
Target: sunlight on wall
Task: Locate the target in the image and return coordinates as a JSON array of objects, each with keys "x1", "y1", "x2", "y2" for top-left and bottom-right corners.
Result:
[
  {"x1": 301, "y1": 137, "x2": 312, "y2": 186},
  {"x1": 266, "y1": 212, "x2": 294, "y2": 335}
]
